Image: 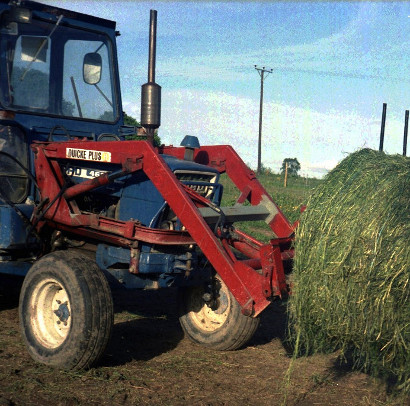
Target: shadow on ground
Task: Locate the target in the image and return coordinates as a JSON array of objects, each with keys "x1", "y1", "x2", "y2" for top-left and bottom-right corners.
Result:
[
  {"x1": 101, "y1": 288, "x2": 184, "y2": 367},
  {"x1": 0, "y1": 275, "x2": 23, "y2": 311},
  {"x1": 102, "y1": 288, "x2": 290, "y2": 367},
  {"x1": 250, "y1": 300, "x2": 288, "y2": 347}
]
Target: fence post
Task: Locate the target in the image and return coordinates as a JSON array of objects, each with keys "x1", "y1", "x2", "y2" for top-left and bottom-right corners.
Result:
[
  {"x1": 379, "y1": 103, "x2": 387, "y2": 152},
  {"x1": 403, "y1": 110, "x2": 409, "y2": 157}
]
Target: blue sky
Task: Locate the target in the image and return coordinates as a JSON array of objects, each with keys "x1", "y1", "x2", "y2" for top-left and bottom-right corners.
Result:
[{"x1": 44, "y1": 1, "x2": 409, "y2": 177}]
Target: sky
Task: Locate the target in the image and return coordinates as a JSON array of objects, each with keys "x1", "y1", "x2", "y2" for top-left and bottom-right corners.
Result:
[{"x1": 43, "y1": 1, "x2": 409, "y2": 177}]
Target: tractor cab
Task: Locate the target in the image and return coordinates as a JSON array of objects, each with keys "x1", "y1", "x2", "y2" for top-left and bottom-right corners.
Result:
[{"x1": 0, "y1": 1, "x2": 122, "y2": 131}]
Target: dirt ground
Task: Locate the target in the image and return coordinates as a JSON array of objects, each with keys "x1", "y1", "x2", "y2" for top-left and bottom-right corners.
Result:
[{"x1": 0, "y1": 276, "x2": 407, "y2": 406}]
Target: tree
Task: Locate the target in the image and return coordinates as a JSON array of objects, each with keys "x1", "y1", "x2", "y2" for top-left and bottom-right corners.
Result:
[
  {"x1": 281, "y1": 158, "x2": 301, "y2": 176},
  {"x1": 10, "y1": 67, "x2": 49, "y2": 109},
  {"x1": 123, "y1": 112, "x2": 139, "y2": 126},
  {"x1": 123, "y1": 112, "x2": 161, "y2": 147},
  {"x1": 62, "y1": 99, "x2": 75, "y2": 117},
  {"x1": 98, "y1": 110, "x2": 114, "y2": 121}
]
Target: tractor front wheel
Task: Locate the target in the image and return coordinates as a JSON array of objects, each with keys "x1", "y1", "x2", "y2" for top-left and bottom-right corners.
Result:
[
  {"x1": 19, "y1": 250, "x2": 113, "y2": 370},
  {"x1": 178, "y1": 274, "x2": 259, "y2": 350}
]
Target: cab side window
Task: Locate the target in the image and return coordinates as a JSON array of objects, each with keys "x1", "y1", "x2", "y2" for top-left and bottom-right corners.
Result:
[
  {"x1": 10, "y1": 36, "x2": 51, "y2": 110},
  {"x1": 0, "y1": 125, "x2": 28, "y2": 203}
]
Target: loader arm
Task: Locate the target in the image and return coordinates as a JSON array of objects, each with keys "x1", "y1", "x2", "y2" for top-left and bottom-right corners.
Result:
[{"x1": 32, "y1": 139, "x2": 290, "y2": 316}]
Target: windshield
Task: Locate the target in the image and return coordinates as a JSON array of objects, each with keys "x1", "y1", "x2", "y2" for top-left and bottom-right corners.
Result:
[{"x1": 0, "y1": 14, "x2": 117, "y2": 122}]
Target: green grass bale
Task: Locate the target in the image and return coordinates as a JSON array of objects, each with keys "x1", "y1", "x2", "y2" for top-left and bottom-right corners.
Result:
[{"x1": 289, "y1": 148, "x2": 409, "y2": 393}]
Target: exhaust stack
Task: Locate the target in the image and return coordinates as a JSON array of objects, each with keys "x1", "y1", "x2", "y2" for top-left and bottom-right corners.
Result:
[{"x1": 141, "y1": 10, "x2": 161, "y2": 145}]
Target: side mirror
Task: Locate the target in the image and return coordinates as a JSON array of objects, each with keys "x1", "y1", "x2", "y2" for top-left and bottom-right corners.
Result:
[{"x1": 83, "y1": 53, "x2": 102, "y2": 85}]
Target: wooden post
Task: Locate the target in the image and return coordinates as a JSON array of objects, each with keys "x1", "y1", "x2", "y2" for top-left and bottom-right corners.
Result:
[
  {"x1": 379, "y1": 103, "x2": 387, "y2": 152},
  {"x1": 284, "y1": 162, "x2": 288, "y2": 188},
  {"x1": 403, "y1": 110, "x2": 409, "y2": 157}
]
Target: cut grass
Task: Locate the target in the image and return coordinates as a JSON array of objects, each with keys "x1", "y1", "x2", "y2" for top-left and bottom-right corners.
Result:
[{"x1": 288, "y1": 149, "x2": 410, "y2": 393}]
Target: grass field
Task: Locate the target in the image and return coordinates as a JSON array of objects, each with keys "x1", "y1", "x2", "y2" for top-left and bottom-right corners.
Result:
[{"x1": 220, "y1": 171, "x2": 322, "y2": 241}]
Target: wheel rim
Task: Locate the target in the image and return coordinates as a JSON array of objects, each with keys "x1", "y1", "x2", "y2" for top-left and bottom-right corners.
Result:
[
  {"x1": 188, "y1": 278, "x2": 231, "y2": 332},
  {"x1": 30, "y1": 278, "x2": 71, "y2": 349}
]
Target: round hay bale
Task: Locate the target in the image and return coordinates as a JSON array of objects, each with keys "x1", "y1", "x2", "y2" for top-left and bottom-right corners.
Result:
[{"x1": 289, "y1": 148, "x2": 409, "y2": 392}]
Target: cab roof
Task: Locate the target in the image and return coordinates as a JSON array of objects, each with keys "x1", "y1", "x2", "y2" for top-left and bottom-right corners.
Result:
[{"x1": 2, "y1": 0, "x2": 116, "y2": 30}]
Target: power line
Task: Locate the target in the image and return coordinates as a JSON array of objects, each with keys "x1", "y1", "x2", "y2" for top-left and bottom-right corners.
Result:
[{"x1": 254, "y1": 65, "x2": 272, "y2": 174}]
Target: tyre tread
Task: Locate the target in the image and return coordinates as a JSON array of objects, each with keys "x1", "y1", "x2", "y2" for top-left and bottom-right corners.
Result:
[
  {"x1": 19, "y1": 250, "x2": 113, "y2": 370},
  {"x1": 179, "y1": 276, "x2": 260, "y2": 351}
]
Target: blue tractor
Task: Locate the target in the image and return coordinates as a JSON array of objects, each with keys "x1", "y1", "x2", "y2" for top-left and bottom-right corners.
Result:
[{"x1": 0, "y1": 0, "x2": 294, "y2": 369}]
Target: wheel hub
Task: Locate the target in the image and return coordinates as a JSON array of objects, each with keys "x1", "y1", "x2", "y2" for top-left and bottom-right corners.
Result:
[
  {"x1": 188, "y1": 281, "x2": 231, "y2": 332},
  {"x1": 30, "y1": 278, "x2": 71, "y2": 349},
  {"x1": 54, "y1": 301, "x2": 70, "y2": 325}
]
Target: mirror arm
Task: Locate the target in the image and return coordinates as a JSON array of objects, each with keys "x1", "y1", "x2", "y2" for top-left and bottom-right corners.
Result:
[
  {"x1": 94, "y1": 42, "x2": 104, "y2": 53},
  {"x1": 94, "y1": 83, "x2": 113, "y2": 108}
]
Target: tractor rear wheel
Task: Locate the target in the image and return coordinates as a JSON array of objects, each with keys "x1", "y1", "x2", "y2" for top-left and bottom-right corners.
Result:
[
  {"x1": 178, "y1": 274, "x2": 259, "y2": 350},
  {"x1": 19, "y1": 250, "x2": 113, "y2": 370}
]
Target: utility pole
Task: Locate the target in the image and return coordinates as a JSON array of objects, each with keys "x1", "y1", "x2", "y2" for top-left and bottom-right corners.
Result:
[{"x1": 255, "y1": 65, "x2": 272, "y2": 174}]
